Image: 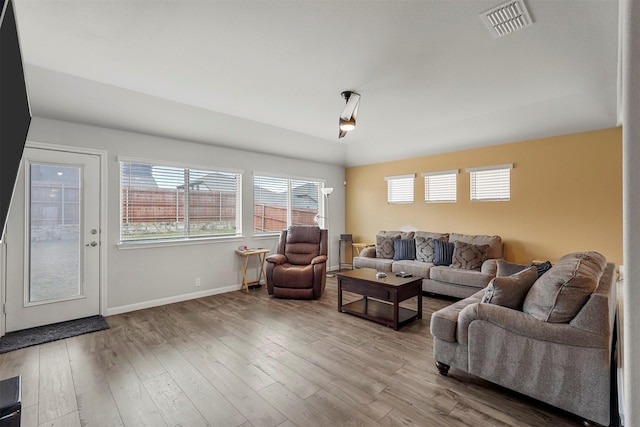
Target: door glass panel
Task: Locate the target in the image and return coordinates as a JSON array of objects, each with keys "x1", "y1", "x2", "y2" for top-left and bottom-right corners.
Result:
[{"x1": 29, "y1": 163, "x2": 82, "y2": 303}]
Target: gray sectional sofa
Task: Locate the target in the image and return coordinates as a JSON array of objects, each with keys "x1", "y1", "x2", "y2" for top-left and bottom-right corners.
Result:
[
  {"x1": 352, "y1": 231, "x2": 503, "y2": 298},
  {"x1": 429, "y1": 252, "x2": 616, "y2": 426}
]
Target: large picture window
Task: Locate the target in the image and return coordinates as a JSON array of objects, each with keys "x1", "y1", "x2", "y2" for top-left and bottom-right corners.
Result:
[
  {"x1": 120, "y1": 160, "x2": 242, "y2": 242},
  {"x1": 253, "y1": 175, "x2": 323, "y2": 234}
]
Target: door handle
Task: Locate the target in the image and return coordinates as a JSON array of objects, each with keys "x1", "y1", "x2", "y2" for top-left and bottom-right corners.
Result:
[{"x1": 85, "y1": 241, "x2": 98, "y2": 247}]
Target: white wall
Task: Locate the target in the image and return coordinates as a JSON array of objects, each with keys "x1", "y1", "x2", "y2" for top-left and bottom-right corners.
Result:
[{"x1": 18, "y1": 117, "x2": 345, "y2": 314}]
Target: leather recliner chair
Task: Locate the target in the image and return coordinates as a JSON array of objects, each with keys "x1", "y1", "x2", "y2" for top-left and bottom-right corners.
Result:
[{"x1": 265, "y1": 225, "x2": 328, "y2": 299}]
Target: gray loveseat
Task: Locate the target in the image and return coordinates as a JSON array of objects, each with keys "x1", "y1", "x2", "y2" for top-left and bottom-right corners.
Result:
[
  {"x1": 353, "y1": 231, "x2": 503, "y2": 298},
  {"x1": 430, "y1": 252, "x2": 616, "y2": 426}
]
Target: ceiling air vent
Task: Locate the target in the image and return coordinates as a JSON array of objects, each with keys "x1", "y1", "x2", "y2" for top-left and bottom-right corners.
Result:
[{"x1": 480, "y1": 0, "x2": 533, "y2": 38}]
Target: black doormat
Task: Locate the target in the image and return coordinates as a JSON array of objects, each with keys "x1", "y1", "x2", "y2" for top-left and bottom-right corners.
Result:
[{"x1": 0, "y1": 315, "x2": 109, "y2": 354}]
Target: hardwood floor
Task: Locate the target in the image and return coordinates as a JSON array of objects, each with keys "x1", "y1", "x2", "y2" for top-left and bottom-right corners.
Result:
[{"x1": 0, "y1": 277, "x2": 585, "y2": 427}]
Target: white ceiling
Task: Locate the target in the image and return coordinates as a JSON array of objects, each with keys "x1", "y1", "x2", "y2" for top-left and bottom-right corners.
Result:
[{"x1": 14, "y1": 0, "x2": 620, "y2": 167}]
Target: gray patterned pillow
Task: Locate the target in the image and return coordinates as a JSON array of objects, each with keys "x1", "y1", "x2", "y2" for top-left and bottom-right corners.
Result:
[
  {"x1": 416, "y1": 237, "x2": 437, "y2": 263},
  {"x1": 450, "y1": 241, "x2": 489, "y2": 271},
  {"x1": 376, "y1": 232, "x2": 401, "y2": 259}
]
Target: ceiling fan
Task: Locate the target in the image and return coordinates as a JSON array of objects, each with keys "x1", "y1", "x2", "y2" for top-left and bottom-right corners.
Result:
[{"x1": 339, "y1": 91, "x2": 360, "y2": 138}]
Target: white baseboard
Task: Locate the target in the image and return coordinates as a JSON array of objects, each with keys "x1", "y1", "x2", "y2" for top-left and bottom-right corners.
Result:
[{"x1": 105, "y1": 284, "x2": 241, "y2": 316}]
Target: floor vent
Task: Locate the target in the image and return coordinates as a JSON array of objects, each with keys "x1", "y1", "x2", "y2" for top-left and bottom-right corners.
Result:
[{"x1": 480, "y1": 0, "x2": 533, "y2": 38}]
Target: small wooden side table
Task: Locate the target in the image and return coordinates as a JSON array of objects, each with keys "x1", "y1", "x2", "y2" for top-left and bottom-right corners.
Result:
[
  {"x1": 352, "y1": 243, "x2": 374, "y2": 257},
  {"x1": 235, "y1": 248, "x2": 270, "y2": 293}
]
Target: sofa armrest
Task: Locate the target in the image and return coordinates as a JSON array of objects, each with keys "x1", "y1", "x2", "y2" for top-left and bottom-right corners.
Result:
[
  {"x1": 480, "y1": 259, "x2": 499, "y2": 275},
  {"x1": 266, "y1": 254, "x2": 287, "y2": 265},
  {"x1": 359, "y1": 247, "x2": 376, "y2": 258},
  {"x1": 457, "y1": 302, "x2": 608, "y2": 348},
  {"x1": 311, "y1": 255, "x2": 327, "y2": 265}
]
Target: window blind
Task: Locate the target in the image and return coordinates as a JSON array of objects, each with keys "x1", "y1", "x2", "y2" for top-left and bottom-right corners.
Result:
[
  {"x1": 422, "y1": 170, "x2": 457, "y2": 203},
  {"x1": 254, "y1": 175, "x2": 322, "y2": 234},
  {"x1": 467, "y1": 164, "x2": 512, "y2": 201},
  {"x1": 385, "y1": 174, "x2": 415, "y2": 204},
  {"x1": 120, "y1": 161, "x2": 242, "y2": 242}
]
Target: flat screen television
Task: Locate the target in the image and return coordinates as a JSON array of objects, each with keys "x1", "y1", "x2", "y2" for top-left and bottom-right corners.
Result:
[{"x1": 0, "y1": 0, "x2": 32, "y2": 238}]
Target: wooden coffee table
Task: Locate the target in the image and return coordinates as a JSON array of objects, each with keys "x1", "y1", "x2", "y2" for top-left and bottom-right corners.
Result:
[{"x1": 337, "y1": 268, "x2": 422, "y2": 330}]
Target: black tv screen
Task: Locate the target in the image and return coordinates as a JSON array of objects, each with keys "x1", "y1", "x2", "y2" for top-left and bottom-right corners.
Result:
[{"x1": 0, "y1": 0, "x2": 32, "y2": 237}]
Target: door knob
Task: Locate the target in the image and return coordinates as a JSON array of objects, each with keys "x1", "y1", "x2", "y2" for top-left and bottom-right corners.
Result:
[{"x1": 85, "y1": 241, "x2": 98, "y2": 247}]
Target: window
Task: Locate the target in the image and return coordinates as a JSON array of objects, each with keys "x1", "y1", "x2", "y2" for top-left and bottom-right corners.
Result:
[
  {"x1": 422, "y1": 170, "x2": 458, "y2": 203},
  {"x1": 120, "y1": 160, "x2": 242, "y2": 242},
  {"x1": 467, "y1": 164, "x2": 513, "y2": 201},
  {"x1": 253, "y1": 175, "x2": 323, "y2": 234},
  {"x1": 385, "y1": 174, "x2": 415, "y2": 204}
]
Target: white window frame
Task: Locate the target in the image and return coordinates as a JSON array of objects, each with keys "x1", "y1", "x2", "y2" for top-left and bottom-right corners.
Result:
[
  {"x1": 119, "y1": 157, "x2": 243, "y2": 244},
  {"x1": 422, "y1": 169, "x2": 458, "y2": 203},
  {"x1": 253, "y1": 173, "x2": 325, "y2": 236},
  {"x1": 385, "y1": 174, "x2": 415, "y2": 204},
  {"x1": 466, "y1": 164, "x2": 513, "y2": 202}
]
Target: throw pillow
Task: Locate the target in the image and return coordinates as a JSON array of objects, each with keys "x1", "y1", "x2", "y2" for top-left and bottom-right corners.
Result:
[
  {"x1": 481, "y1": 265, "x2": 538, "y2": 310},
  {"x1": 450, "y1": 241, "x2": 489, "y2": 271},
  {"x1": 393, "y1": 239, "x2": 416, "y2": 261},
  {"x1": 415, "y1": 236, "x2": 444, "y2": 263},
  {"x1": 523, "y1": 251, "x2": 607, "y2": 323},
  {"x1": 527, "y1": 260, "x2": 553, "y2": 277},
  {"x1": 376, "y1": 232, "x2": 401, "y2": 259},
  {"x1": 433, "y1": 239, "x2": 455, "y2": 266},
  {"x1": 496, "y1": 259, "x2": 529, "y2": 277}
]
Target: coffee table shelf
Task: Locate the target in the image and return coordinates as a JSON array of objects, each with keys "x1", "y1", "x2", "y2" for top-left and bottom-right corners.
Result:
[
  {"x1": 341, "y1": 299, "x2": 418, "y2": 329},
  {"x1": 337, "y1": 268, "x2": 422, "y2": 330}
]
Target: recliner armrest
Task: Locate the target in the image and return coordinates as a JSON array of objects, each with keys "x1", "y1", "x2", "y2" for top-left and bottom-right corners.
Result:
[
  {"x1": 457, "y1": 302, "x2": 608, "y2": 348},
  {"x1": 311, "y1": 255, "x2": 327, "y2": 265},
  {"x1": 266, "y1": 254, "x2": 287, "y2": 265}
]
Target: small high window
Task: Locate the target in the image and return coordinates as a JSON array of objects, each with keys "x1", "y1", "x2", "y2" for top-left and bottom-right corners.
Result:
[
  {"x1": 422, "y1": 170, "x2": 458, "y2": 203},
  {"x1": 385, "y1": 174, "x2": 415, "y2": 204},
  {"x1": 467, "y1": 164, "x2": 513, "y2": 201}
]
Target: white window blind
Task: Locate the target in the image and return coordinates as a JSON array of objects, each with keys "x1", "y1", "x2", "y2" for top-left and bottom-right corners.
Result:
[
  {"x1": 120, "y1": 161, "x2": 242, "y2": 242},
  {"x1": 254, "y1": 175, "x2": 322, "y2": 234},
  {"x1": 467, "y1": 164, "x2": 513, "y2": 201},
  {"x1": 422, "y1": 170, "x2": 458, "y2": 203},
  {"x1": 385, "y1": 174, "x2": 415, "y2": 204}
]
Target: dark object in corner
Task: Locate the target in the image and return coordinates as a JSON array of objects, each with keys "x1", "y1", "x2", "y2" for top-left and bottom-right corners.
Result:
[
  {"x1": 528, "y1": 260, "x2": 553, "y2": 277},
  {"x1": 0, "y1": 375, "x2": 21, "y2": 426}
]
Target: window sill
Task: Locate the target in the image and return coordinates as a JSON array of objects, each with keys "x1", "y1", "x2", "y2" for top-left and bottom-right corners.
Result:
[{"x1": 117, "y1": 235, "x2": 244, "y2": 250}]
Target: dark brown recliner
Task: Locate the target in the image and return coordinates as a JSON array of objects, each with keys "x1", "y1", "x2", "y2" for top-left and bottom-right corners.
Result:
[{"x1": 265, "y1": 225, "x2": 328, "y2": 299}]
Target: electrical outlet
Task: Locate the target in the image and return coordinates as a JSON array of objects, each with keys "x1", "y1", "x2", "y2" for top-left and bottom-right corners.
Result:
[{"x1": 195, "y1": 277, "x2": 201, "y2": 287}]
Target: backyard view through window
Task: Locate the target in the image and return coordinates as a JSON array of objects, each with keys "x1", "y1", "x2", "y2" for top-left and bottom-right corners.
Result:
[
  {"x1": 29, "y1": 163, "x2": 81, "y2": 302},
  {"x1": 120, "y1": 161, "x2": 242, "y2": 242},
  {"x1": 253, "y1": 175, "x2": 322, "y2": 234}
]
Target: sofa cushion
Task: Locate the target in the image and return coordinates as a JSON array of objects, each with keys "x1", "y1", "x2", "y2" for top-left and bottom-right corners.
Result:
[
  {"x1": 481, "y1": 265, "x2": 538, "y2": 310},
  {"x1": 393, "y1": 238, "x2": 416, "y2": 261},
  {"x1": 522, "y1": 251, "x2": 607, "y2": 323},
  {"x1": 392, "y1": 260, "x2": 433, "y2": 278},
  {"x1": 433, "y1": 240, "x2": 455, "y2": 266},
  {"x1": 430, "y1": 266, "x2": 495, "y2": 289},
  {"x1": 450, "y1": 241, "x2": 489, "y2": 271},
  {"x1": 449, "y1": 233, "x2": 503, "y2": 260},
  {"x1": 415, "y1": 232, "x2": 449, "y2": 263}
]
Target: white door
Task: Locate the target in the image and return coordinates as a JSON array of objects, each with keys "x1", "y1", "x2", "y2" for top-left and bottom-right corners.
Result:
[{"x1": 4, "y1": 148, "x2": 100, "y2": 332}]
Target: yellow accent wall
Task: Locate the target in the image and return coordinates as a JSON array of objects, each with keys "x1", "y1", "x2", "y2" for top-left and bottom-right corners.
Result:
[{"x1": 345, "y1": 127, "x2": 623, "y2": 266}]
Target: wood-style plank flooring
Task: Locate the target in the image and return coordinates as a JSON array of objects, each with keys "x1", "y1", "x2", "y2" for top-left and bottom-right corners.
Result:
[{"x1": 0, "y1": 276, "x2": 585, "y2": 427}]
